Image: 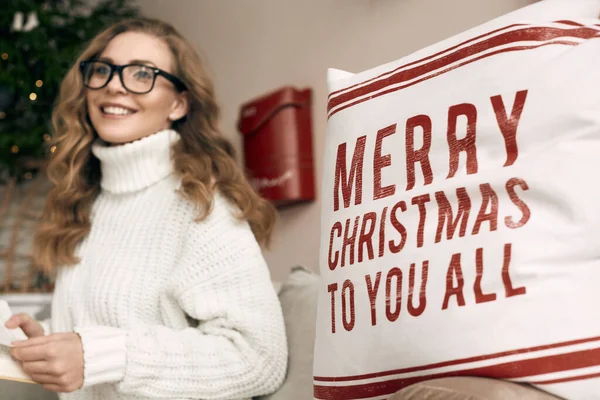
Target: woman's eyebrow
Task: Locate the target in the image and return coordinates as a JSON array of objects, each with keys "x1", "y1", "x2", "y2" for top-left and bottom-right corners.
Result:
[
  {"x1": 129, "y1": 59, "x2": 157, "y2": 66},
  {"x1": 96, "y1": 56, "x2": 157, "y2": 67}
]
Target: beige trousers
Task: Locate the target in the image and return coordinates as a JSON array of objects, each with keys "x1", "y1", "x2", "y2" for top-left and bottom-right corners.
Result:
[{"x1": 390, "y1": 377, "x2": 562, "y2": 400}]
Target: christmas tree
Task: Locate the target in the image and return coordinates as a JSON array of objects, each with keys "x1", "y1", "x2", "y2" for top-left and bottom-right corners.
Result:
[{"x1": 0, "y1": 0, "x2": 139, "y2": 182}]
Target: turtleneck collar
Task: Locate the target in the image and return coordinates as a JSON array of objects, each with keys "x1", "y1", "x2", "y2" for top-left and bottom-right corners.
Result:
[{"x1": 92, "y1": 129, "x2": 180, "y2": 194}]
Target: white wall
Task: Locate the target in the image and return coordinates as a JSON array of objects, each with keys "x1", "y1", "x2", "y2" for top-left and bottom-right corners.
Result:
[{"x1": 135, "y1": 0, "x2": 533, "y2": 281}]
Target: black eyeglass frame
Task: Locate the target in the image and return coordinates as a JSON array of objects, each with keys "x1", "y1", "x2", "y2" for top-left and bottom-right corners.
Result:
[{"x1": 79, "y1": 60, "x2": 187, "y2": 94}]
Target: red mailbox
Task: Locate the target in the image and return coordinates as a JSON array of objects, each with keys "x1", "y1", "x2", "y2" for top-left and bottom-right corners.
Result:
[{"x1": 237, "y1": 86, "x2": 316, "y2": 208}]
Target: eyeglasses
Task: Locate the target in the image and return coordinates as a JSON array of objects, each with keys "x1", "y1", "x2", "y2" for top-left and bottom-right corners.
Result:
[{"x1": 79, "y1": 60, "x2": 187, "y2": 94}]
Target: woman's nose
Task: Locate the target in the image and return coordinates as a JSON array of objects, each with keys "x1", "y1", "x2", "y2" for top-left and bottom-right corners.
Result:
[{"x1": 105, "y1": 72, "x2": 127, "y2": 94}]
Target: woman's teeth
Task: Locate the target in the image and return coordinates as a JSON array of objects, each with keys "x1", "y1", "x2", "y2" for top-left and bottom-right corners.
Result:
[{"x1": 103, "y1": 106, "x2": 134, "y2": 115}]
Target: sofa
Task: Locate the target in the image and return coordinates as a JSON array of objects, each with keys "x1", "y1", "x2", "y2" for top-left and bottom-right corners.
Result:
[{"x1": 2, "y1": 265, "x2": 563, "y2": 400}]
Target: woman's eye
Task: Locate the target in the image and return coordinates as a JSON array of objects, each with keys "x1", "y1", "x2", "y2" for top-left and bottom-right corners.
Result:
[
  {"x1": 134, "y1": 69, "x2": 153, "y2": 80},
  {"x1": 95, "y1": 66, "x2": 110, "y2": 75}
]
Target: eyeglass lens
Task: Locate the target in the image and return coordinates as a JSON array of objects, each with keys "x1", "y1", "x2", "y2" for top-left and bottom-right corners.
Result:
[{"x1": 83, "y1": 62, "x2": 155, "y2": 93}]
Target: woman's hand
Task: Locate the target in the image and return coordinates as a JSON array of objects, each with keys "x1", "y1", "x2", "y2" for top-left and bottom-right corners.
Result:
[
  {"x1": 4, "y1": 313, "x2": 45, "y2": 338},
  {"x1": 10, "y1": 333, "x2": 84, "y2": 393}
]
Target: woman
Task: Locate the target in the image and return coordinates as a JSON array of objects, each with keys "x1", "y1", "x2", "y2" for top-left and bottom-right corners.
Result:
[{"x1": 5, "y1": 17, "x2": 288, "y2": 399}]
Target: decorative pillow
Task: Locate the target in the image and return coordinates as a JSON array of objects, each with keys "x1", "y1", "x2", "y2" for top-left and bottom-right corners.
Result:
[
  {"x1": 314, "y1": 1, "x2": 600, "y2": 399},
  {"x1": 260, "y1": 265, "x2": 320, "y2": 400}
]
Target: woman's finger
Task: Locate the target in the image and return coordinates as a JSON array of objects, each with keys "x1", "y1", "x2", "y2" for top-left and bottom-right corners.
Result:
[
  {"x1": 11, "y1": 344, "x2": 47, "y2": 362},
  {"x1": 12, "y1": 334, "x2": 50, "y2": 348},
  {"x1": 13, "y1": 333, "x2": 72, "y2": 347},
  {"x1": 30, "y1": 373, "x2": 56, "y2": 385},
  {"x1": 42, "y1": 380, "x2": 80, "y2": 394},
  {"x1": 5, "y1": 313, "x2": 45, "y2": 338},
  {"x1": 22, "y1": 360, "x2": 52, "y2": 375},
  {"x1": 42, "y1": 384, "x2": 69, "y2": 393},
  {"x1": 4, "y1": 313, "x2": 29, "y2": 329}
]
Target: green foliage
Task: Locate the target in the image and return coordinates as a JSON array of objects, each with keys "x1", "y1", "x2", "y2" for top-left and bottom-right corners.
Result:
[{"x1": 0, "y1": 0, "x2": 139, "y2": 181}]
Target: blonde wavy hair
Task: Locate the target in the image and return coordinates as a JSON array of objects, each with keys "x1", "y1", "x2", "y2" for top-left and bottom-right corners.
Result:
[{"x1": 33, "y1": 18, "x2": 277, "y2": 273}]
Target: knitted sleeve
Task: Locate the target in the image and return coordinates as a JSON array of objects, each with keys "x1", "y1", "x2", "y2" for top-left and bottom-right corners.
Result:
[{"x1": 74, "y1": 195, "x2": 288, "y2": 399}]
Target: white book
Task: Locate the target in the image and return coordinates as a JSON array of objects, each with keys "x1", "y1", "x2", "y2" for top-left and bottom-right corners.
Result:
[{"x1": 0, "y1": 300, "x2": 35, "y2": 384}]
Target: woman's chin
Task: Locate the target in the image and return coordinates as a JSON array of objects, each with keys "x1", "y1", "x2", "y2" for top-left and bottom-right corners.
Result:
[{"x1": 96, "y1": 131, "x2": 143, "y2": 146}]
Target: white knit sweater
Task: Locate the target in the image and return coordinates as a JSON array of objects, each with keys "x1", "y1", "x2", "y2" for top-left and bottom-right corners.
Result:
[{"x1": 48, "y1": 129, "x2": 288, "y2": 400}]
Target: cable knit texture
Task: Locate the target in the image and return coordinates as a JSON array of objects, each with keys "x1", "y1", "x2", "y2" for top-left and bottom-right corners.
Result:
[{"x1": 49, "y1": 129, "x2": 288, "y2": 400}]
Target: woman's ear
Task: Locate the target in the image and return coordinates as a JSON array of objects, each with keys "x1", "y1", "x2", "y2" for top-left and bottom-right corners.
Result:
[{"x1": 168, "y1": 92, "x2": 189, "y2": 121}]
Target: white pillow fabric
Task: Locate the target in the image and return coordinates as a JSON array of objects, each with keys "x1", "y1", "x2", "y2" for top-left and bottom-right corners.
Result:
[{"x1": 314, "y1": 1, "x2": 600, "y2": 399}]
